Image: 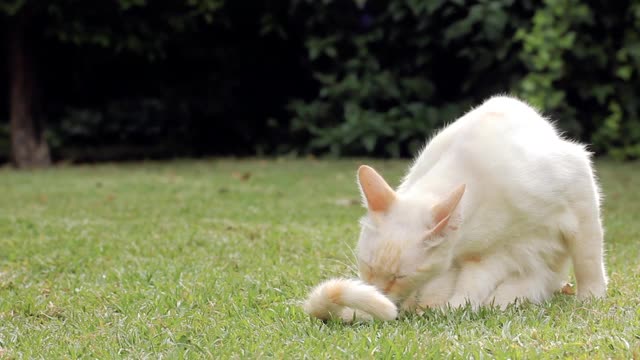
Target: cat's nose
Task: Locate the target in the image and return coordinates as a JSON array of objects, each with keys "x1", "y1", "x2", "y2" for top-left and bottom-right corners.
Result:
[{"x1": 383, "y1": 279, "x2": 397, "y2": 294}]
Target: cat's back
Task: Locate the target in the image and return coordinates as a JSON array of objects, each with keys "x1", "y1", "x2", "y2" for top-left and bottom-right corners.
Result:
[
  {"x1": 401, "y1": 95, "x2": 589, "y2": 192},
  {"x1": 458, "y1": 95, "x2": 558, "y2": 145},
  {"x1": 425, "y1": 95, "x2": 560, "y2": 156},
  {"x1": 456, "y1": 96, "x2": 588, "y2": 166}
]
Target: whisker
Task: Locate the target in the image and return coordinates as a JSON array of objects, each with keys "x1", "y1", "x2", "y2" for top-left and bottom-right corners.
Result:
[
  {"x1": 328, "y1": 258, "x2": 358, "y2": 276},
  {"x1": 344, "y1": 242, "x2": 360, "y2": 275}
]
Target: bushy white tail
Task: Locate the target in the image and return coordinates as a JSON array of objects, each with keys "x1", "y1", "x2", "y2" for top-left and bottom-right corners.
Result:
[{"x1": 303, "y1": 278, "x2": 398, "y2": 321}]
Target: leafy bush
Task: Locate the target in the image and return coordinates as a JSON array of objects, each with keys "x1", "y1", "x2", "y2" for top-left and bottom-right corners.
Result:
[
  {"x1": 573, "y1": 1, "x2": 640, "y2": 159},
  {"x1": 515, "y1": 0, "x2": 640, "y2": 159},
  {"x1": 288, "y1": 0, "x2": 640, "y2": 159},
  {"x1": 2, "y1": 0, "x2": 640, "y2": 161},
  {"x1": 287, "y1": 0, "x2": 530, "y2": 156},
  {"x1": 514, "y1": 0, "x2": 590, "y2": 136}
]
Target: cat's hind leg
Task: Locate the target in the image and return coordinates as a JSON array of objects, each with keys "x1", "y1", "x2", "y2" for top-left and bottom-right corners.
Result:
[
  {"x1": 561, "y1": 188, "x2": 608, "y2": 299},
  {"x1": 563, "y1": 219, "x2": 607, "y2": 298},
  {"x1": 485, "y1": 272, "x2": 564, "y2": 309}
]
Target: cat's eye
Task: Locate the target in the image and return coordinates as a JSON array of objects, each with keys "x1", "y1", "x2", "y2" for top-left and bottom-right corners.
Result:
[{"x1": 394, "y1": 274, "x2": 407, "y2": 280}]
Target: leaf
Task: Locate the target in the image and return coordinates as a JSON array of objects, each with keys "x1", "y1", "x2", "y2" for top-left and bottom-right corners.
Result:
[
  {"x1": 561, "y1": 283, "x2": 576, "y2": 295},
  {"x1": 0, "y1": 0, "x2": 25, "y2": 15},
  {"x1": 616, "y1": 65, "x2": 633, "y2": 80},
  {"x1": 334, "y1": 198, "x2": 359, "y2": 206},
  {"x1": 362, "y1": 135, "x2": 377, "y2": 152},
  {"x1": 231, "y1": 172, "x2": 251, "y2": 181}
]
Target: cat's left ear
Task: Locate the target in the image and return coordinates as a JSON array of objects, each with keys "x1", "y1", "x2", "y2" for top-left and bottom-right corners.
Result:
[
  {"x1": 357, "y1": 165, "x2": 396, "y2": 213},
  {"x1": 424, "y1": 184, "x2": 466, "y2": 242}
]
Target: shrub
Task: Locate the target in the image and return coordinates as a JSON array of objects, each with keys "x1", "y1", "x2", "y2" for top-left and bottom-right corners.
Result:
[{"x1": 288, "y1": 0, "x2": 640, "y2": 159}]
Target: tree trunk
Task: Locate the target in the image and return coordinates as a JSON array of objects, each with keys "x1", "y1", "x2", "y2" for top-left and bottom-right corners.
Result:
[{"x1": 7, "y1": 10, "x2": 51, "y2": 168}]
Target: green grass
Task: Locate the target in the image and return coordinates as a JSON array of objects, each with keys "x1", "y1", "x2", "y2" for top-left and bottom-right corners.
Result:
[{"x1": 0, "y1": 158, "x2": 639, "y2": 358}]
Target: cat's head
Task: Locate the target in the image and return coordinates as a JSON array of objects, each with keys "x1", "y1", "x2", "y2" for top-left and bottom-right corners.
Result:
[{"x1": 355, "y1": 165, "x2": 465, "y2": 303}]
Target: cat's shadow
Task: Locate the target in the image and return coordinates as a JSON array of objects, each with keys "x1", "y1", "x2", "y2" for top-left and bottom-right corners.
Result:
[
  {"x1": 320, "y1": 293, "x2": 583, "y2": 328},
  {"x1": 408, "y1": 294, "x2": 586, "y2": 324}
]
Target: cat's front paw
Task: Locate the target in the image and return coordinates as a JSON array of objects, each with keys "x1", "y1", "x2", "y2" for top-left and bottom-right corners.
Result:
[
  {"x1": 400, "y1": 294, "x2": 419, "y2": 312},
  {"x1": 446, "y1": 295, "x2": 467, "y2": 308},
  {"x1": 447, "y1": 295, "x2": 480, "y2": 310}
]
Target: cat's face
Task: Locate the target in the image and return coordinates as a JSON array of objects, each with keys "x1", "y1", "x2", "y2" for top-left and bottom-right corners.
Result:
[{"x1": 355, "y1": 165, "x2": 464, "y2": 303}]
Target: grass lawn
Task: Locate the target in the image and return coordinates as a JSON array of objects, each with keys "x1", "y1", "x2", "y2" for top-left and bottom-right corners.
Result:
[{"x1": 0, "y1": 158, "x2": 639, "y2": 358}]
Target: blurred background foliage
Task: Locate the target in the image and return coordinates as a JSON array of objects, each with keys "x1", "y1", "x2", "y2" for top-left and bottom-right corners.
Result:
[{"x1": 1, "y1": 0, "x2": 640, "y2": 163}]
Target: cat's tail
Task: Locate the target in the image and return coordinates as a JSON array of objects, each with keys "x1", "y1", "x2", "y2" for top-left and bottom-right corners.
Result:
[{"x1": 303, "y1": 278, "x2": 398, "y2": 321}]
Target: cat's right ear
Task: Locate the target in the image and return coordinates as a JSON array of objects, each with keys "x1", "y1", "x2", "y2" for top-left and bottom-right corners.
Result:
[
  {"x1": 423, "y1": 184, "x2": 465, "y2": 244},
  {"x1": 357, "y1": 165, "x2": 396, "y2": 213}
]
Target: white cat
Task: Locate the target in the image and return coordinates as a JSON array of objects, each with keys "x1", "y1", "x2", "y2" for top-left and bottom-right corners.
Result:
[{"x1": 304, "y1": 95, "x2": 607, "y2": 321}]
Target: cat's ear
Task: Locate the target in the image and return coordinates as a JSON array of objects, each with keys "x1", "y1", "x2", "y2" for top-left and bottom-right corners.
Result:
[
  {"x1": 424, "y1": 184, "x2": 466, "y2": 240},
  {"x1": 357, "y1": 165, "x2": 396, "y2": 213}
]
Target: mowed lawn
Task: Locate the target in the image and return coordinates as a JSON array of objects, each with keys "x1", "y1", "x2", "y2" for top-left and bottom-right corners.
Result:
[{"x1": 0, "y1": 159, "x2": 639, "y2": 358}]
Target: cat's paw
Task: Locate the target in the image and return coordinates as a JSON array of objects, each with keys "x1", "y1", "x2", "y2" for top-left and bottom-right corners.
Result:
[
  {"x1": 577, "y1": 283, "x2": 607, "y2": 299},
  {"x1": 446, "y1": 295, "x2": 478, "y2": 310},
  {"x1": 400, "y1": 295, "x2": 419, "y2": 312},
  {"x1": 447, "y1": 295, "x2": 469, "y2": 309}
]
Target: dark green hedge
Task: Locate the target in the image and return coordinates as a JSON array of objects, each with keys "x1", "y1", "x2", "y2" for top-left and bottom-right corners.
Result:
[
  {"x1": 1, "y1": 0, "x2": 639, "y2": 161},
  {"x1": 288, "y1": 0, "x2": 640, "y2": 159}
]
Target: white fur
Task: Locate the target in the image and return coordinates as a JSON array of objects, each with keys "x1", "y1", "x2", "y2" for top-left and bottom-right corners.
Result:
[
  {"x1": 355, "y1": 95, "x2": 607, "y2": 311},
  {"x1": 303, "y1": 278, "x2": 397, "y2": 321}
]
